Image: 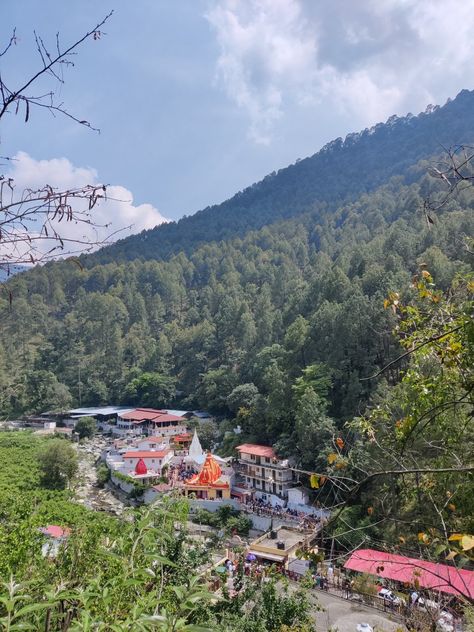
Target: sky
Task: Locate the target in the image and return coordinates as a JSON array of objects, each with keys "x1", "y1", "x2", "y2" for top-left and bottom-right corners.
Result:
[{"x1": 1, "y1": 0, "x2": 474, "y2": 244}]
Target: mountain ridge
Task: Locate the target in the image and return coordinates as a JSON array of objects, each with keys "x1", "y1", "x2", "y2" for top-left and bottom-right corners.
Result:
[{"x1": 88, "y1": 89, "x2": 474, "y2": 266}]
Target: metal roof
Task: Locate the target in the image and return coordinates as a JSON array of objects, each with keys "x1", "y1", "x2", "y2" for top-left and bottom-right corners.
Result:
[
  {"x1": 344, "y1": 548, "x2": 474, "y2": 599},
  {"x1": 68, "y1": 406, "x2": 133, "y2": 417}
]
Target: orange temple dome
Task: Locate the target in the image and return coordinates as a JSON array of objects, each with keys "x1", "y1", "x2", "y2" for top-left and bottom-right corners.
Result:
[{"x1": 188, "y1": 452, "x2": 223, "y2": 486}]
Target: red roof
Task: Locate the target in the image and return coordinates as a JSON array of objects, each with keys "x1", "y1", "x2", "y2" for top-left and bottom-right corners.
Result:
[
  {"x1": 152, "y1": 483, "x2": 172, "y2": 492},
  {"x1": 173, "y1": 433, "x2": 192, "y2": 442},
  {"x1": 123, "y1": 450, "x2": 168, "y2": 459},
  {"x1": 135, "y1": 458, "x2": 148, "y2": 475},
  {"x1": 139, "y1": 436, "x2": 168, "y2": 444},
  {"x1": 120, "y1": 408, "x2": 183, "y2": 423},
  {"x1": 344, "y1": 548, "x2": 474, "y2": 599},
  {"x1": 236, "y1": 443, "x2": 277, "y2": 459},
  {"x1": 40, "y1": 525, "x2": 71, "y2": 538}
]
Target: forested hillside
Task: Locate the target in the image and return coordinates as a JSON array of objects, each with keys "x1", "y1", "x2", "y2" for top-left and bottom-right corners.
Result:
[
  {"x1": 90, "y1": 89, "x2": 474, "y2": 265},
  {"x1": 1, "y1": 159, "x2": 472, "y2": 442}
]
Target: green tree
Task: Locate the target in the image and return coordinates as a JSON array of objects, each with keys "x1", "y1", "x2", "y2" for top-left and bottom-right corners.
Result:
[
  {"x1": 74, "y1": 416, "x2": 96, "y2": 440},
  {"x1": 226, "y1": 383, "x2": 259, "y2": 413},
  {"x1": 294, "y1": 388, "x2": 336, "y2": 470},
  {"x1": 123, "y1": 371, "x2": 176, "y2": 408},
  {"x1": 292, "y1": 363, "x2": 332, "y2": 401},
  {"x1": 38, "y1": 440, "x2": 78, "y2": 489}
]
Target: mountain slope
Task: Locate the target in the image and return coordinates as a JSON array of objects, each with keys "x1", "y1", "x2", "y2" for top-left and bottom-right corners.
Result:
[{"x1": 89, "y1": 89, "x2": 474, "y2": 265}]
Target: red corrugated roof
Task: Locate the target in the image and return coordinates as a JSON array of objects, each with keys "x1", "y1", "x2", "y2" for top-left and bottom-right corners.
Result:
[
  {"x1": 120, "y1": 408, "x2": 183, "y2": 423},
  {"x1": 173, "y1": 433, "x2": 192, "y2": 442},
  {"x1": 344, "y1": 548, "x2": 474, "y2": 599},
  {"x1": 123, "y1": 450, "x2": 168, "y2": 459},
  {"x1": 236, "y1": 443, "x2": 277, "y2": 459},
  {"x1": 139, "y1": 436, "x2": 168, "y2": 444},
  {"x1": 153, "y1": 483, "x2": 172, "y2": 492}
]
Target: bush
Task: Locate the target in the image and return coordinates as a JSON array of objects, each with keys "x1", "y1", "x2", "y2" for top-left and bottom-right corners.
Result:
[
  {"x1": 193, "y1": 506, "x2": 251, "y2": 535},
  {"x1": 96, "y1": 463, "x2": 110, "y2": 488},
  {"x1": 226, "y1": 515, "x2": 252, "y2": 536}
]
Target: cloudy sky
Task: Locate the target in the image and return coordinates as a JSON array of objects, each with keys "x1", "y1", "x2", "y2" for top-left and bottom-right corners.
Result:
[{"x1": 1, "y1": 0, "x2": 474, "y2": 240}]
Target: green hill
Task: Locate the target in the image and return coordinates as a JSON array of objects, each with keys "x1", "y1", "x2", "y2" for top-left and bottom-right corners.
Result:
[{"x1": 89, "y1": 89, "x2": 474, "y2": 265}]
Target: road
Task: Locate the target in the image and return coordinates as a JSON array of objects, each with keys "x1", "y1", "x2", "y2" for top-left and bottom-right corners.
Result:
[{"x1": 310, "y1": 590, "x2": 406, "y2": 632}]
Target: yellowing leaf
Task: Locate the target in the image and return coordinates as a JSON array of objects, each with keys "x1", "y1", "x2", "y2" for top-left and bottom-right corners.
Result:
[
  {"x1": 336, "y1": 437, "x2": 344, "y2": 450},
  {"x1": 383, "y1": 299, "x2": 390, "y2": 309},
  {"x1": 399, "y1": 536, "x2": 406, "y2": 544},
  {"x1": 421, "y1": 269, "x2": 431, "y2": 278},
  {"x1": 448, "y1": 533, "x2": 463, "y2": 541},
  {"x1": 446, "y1": 550, "x2": 457, "y2": 561},
  {"x1": 448, "y1": 503, "x2": 456, "y2": 512},
  {"x1": 327, "y1": 453, "x2": 338, "y2": 465},
  {"x1": 461, "y1": 535, "x2": 474, "y2": 552},
  {"x1": 418, "y1": 532, "x2": 429, "y2": 544},
  {"x1": 367, "y1": 507, "x2": 374, "y2": 516},
  {"x1": 310, "y1": 474, "x2": 319, "y2": 489}
]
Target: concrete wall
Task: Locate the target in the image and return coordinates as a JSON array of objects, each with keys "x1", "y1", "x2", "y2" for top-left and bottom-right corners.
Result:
[
  {"x1": 143, "y1": 487, "x2": 158, "y2": 505},
  {"x1": 110, "y1": 473, "x2": 135, "y2": 494},
  {"x1": 188, "y1": 498, "x2": 240, "y2": 513}
]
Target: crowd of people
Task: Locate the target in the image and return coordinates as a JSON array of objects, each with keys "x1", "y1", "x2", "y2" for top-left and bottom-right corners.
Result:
[
  {"x1": 167, "y1": 463, "x2": 197, "y2": 486},
  {"x1": 240, "y1": 497, "x2": 323, "y2": 528}
]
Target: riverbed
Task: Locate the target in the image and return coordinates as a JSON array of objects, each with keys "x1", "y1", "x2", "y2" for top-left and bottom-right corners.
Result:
[{"x1": 74, "y1": 437, "x2": 127, "y2": 515}]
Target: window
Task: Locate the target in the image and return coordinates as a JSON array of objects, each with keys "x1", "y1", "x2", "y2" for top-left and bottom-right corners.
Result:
[
  {"x1": 250, "y1": 454, "x2": 256, "y2": 460},
  {"x1": 265, "y1": 457, "x2": 270, "y2": 463}
]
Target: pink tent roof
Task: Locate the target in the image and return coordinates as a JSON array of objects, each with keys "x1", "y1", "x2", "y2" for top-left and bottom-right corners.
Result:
[
  {"x1": 40, "y1": 525, "x2": 71, "y2": 538},
  {"x1": 344, "y1": 548, "x2": 474, "y2": 600}
]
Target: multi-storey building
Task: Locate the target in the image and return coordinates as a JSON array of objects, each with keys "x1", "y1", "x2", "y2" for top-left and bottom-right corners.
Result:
[
  {"x1": 115, "y1": 408, "x2": 187, "y2": 437},
  {"x1": 236, "y1": 443, "x2": 295, "y2": 504}
]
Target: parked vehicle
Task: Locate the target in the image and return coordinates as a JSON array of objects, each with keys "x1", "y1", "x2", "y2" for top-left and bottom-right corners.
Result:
[
  {"x1": 356, "y1": 624, "x2": 374, "y2": 632},
  {"x1": 377, "y1": 587, "x2": 405, "y2": 606}
]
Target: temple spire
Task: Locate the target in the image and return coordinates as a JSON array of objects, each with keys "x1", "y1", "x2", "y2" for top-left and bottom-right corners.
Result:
[{"x1": 189, "y1": 428, "x2": 203, "y2": 459}]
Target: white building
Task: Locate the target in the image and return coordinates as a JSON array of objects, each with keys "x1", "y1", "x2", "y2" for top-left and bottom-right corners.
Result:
[
  {"x1": 121, "y1": 449, "x2": 172, "y2": 477},
  {"x1": 236, "y1": 443, "x2": 295, "y2": 506}
]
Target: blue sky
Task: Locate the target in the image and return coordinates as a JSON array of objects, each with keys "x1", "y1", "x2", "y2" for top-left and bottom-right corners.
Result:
[{"x1": 2, "y1": 0, "x2": 474, "y2": 240}]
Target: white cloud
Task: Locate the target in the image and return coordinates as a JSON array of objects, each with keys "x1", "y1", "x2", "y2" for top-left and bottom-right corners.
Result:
[
  {"x1": 206, "y1": 0, "x2": 474, "y2": 143},
  {"x1": 4, "y1": 151, "x2": 168, "y2": 261}
]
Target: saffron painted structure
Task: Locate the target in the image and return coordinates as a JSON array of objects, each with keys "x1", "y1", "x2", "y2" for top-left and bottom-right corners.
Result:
[{"x1": 183, "y1": 452, "x2": 231, "y2": 500}]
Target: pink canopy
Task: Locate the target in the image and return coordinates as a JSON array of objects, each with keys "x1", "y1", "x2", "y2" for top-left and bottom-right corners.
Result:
[{"x1": 344, "y1": 548, "x2": 474, "y2": 599}]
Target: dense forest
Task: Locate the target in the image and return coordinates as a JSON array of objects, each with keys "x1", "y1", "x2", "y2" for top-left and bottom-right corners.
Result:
[{"x1": 1, "y1": 157, "x2": 472, "y2": 430}]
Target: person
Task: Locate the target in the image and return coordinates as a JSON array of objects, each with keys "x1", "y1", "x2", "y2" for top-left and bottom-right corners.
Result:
[{"x1": 410, "y1": 591, "x2": 419, "y2": 607}]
